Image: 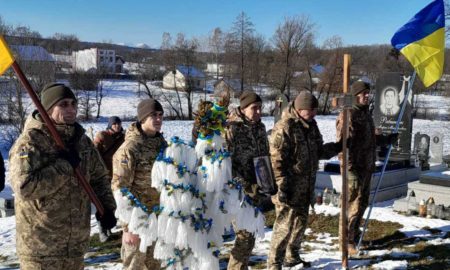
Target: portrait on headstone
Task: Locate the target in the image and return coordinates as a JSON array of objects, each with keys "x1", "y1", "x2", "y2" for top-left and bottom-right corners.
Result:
[
  {"x1": 374, "y1": 72, "x2": 414, "y2": 162},
  {"x1": 430, "y1": 133, "x2": 444, "y2": 164},
  {"x1": 414, "y1": 133, "x2": 430, "y2": 163},
  {"x1": 253, "y1": 156, "x2": 275, "y2": 194},
  {"x1": 380, "y1": 87, "x2": 400, "y2": 116}
]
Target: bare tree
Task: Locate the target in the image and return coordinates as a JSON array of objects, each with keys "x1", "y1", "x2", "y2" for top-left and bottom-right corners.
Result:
[
  {"x1": 229, "y1": 12, "x2": 255, "y2": 91},
  {"x1": 69, "y1": 71, "x2": 98, "y2": 121},
  {"x1": 272, "y1": 15, "x2": 315, "y2": 97},
  {"x1": 209, "y1": 27, "x2": 224, "y2": 79},
  {"x1": 316, "y1": 36, "x2": 344, "y2": 114},
  {"x1": 174, "y1": 33, "x2": 200, "y2": 120},
  {"x1": 246, "y1": 34, "x2": 268, "y2": 91}
]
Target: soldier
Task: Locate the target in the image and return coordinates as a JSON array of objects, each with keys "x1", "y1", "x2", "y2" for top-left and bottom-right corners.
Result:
[
  {"x1": 0, "y1": 151, "x2": 5, "y2": 192},
  {"x1": 112, "y1": 98, "x2": 166, "y2": 270},
  {"x1": 268, "y1": 91, "x2": 342, "y2": 270},
  {"x1": 225, "y1": 91, "x2": 274, "y2": 270},
  {"x1": 94, "y1": 116, "x2": 125, "y2": 175},
  {"x1": 94, "y1": 116, "x2": 125, "y2": 242},
  {"x1": 336, "y1": 81, "x2": 397, "y2": 255},
  {"x1": 9, "y1": 83, "x2": 117, "y2": 270}
]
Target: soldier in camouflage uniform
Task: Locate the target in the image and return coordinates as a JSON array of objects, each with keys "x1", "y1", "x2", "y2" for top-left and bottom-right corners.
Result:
[
  {"x1": 224, "y1": 91, "x2": 274, "y2": 270},
  {"x1": 94, "y1": 116, "x2": 125, "y2": 242},
  {"x1": 111, "y1": 98, "x2": 166, "y2": 270},
  {"x1": 9, "y1": 83, "x2": 117, "y2": 270},
  {"x1": 336, "y1": 81, "x2": 397, "y2": 255},
  {"x1": 268, "y1": 91, "x2": 342, "y2": 270}
]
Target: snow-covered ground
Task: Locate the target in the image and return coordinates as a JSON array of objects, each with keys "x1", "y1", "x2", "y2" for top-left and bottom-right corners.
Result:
[{"x1": 1, "y1": 80, "x2": 450, "y2": 269}]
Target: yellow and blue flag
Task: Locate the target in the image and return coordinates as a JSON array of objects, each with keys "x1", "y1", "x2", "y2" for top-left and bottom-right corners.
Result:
[
  {"x1": 391, "y1": 0, "x2": 445, "y2": 87},
  {"x1": 0, "y1": 35, "x2": 15, "y2": 76}
]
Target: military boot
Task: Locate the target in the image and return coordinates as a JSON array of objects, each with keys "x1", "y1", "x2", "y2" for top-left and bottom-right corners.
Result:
[{"x1": 283, "y1": 258, "x2": 311, "y2": 268}]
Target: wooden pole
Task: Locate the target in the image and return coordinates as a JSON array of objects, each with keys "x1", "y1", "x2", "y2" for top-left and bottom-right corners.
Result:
[
  {"x1": 340, "y1": 54, "x2": 351, "y2": 269},
  {"x1": 11, "y1": 61, "x2": 105, "y2": 216}
]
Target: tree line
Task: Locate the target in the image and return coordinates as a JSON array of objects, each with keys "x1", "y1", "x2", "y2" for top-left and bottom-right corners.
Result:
[{"x1": 1, "y1": 10, "x2": 450, "y2": 144}]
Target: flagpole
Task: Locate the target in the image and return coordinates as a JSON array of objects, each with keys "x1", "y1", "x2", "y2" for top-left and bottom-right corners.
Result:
[{"x1": 356, "y1": 71, "x2": 416, "y2": 251}]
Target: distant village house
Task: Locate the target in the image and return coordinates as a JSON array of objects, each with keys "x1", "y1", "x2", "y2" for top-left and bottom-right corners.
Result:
[{"x1": 163, "y1": 65, "x2": 205, "y2": 91}]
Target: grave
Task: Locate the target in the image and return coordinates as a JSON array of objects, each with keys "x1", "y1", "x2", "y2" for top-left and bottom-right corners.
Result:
[
  {"x1": 316, "y1": 160, "x2": 420, "y2": 203},
  {"x1": 0, "y1": 197, "x2": 14, "y2": 217},
  {"x1": 0, "y1": 185, "x2": 15, "y2": 217}
]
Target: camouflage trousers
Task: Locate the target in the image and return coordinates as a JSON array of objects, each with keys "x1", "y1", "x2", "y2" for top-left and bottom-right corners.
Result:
[
  {"x1": 267, "y1": 203, "x2": 309, "y2": 269},
  {"x1": 19, "y1": 257, "x2": 83, "y2": 270},
  {"x1": 227, "y1": 228, "x2": 255, "y2": 270},
  {"x1": 339, "y1": 169, "x2": 372, "y2": 246},
  {"x1": 121, "y1": 237, "x2": 160, "y2": 270}
]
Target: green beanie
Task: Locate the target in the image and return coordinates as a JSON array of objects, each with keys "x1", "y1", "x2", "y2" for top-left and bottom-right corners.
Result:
[
  {"x1": 350, "y1": 81, "x2": 370, "y2": 96},
  {"x1": 294, "y1": 91, "x2": 318, "y2": 110},
  {"x1": 239, "y1": 90, "x2": 262, "y2": 109},
  {"x1": 137, "y1": 98, "x2": 164, "y2": 122},
  {"x1": 40, "y1": 83, "x2": 77, "y2": 111}
]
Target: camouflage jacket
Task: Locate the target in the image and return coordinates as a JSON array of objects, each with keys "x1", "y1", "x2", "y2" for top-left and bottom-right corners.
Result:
[
  {"x1": 336, "y1": 105, "x2": 376, "y2": 172},
  {"x1": 9, "y1": 111, "x2": 116, "y2": 260},
  {"x1": 225, "y1": 108, "x2": 271, "y2": 202},
  {"x1": 111, "y1": 122, "x2": 166, "y2": 213},
  {"x1": 270, "y1": 104, "x2": 339, "y2": 207},
  {"x1": 94, "y1": 129, "x2": 125, "y2": 176}
]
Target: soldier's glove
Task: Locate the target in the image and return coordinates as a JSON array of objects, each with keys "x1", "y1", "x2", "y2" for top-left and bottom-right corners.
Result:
[
  {"x1": 388, "y1": 133, "x2": 399, "y2": 145},
  {"x1": 58, "y1": 147, "x2": 81, "y2": 168},
  {"x1": 277, "y1": 191, "x2": 288, "y2": 204},
  {"x1": 96, "y1": 208, "x2": 117, "y2": 232}
]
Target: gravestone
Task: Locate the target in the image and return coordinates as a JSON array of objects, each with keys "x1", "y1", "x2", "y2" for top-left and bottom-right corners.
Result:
[
  {"x1": 274, "y1": 93, "x2": 289, "y2": 124},
  {"x1": 373, "y1": 72, "x2": 413, "y2": 163},
  {"x1": 414, "y1": 132, "x2": 430, "y2": 170},
  {"x1": 429, "y1": 133, "x2": 443, "y2": 164}
]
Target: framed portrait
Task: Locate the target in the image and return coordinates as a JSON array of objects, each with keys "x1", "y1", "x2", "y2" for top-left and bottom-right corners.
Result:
[{"x1": 253, "y1": 156, "x2": 275, "y2": 194}]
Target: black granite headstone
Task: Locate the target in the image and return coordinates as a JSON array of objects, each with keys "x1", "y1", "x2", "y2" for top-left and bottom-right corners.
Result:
[{"x1": 373, "y1": 72, "x2": 413, "y2": 162}]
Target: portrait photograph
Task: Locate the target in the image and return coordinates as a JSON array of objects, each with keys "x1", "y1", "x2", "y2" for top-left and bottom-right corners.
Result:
[
  {"x1": 253, "y1": 156, "x2": 275, "y2": 194},
  {"x1": 379, "y1": 86, "x2": 400, "y2": 116}
]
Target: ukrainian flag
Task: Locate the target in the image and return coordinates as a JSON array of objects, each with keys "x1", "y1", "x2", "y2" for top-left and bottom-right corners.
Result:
[
  {"x1": 391, "y1": 0, "x2": 445, "y2": 87},
  {"x1": 0, "y1": 35, "x2": 15, "y2": 76}
]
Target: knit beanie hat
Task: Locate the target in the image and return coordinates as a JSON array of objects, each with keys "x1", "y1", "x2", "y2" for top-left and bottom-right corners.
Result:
[
  {"x1": 240, "y1": 90, "x2": 262, "y2": 109},
  {"x1": 107, "y1": 116, "x2": 122, "y2": 129},
  {"x1": 294, "y1": 91, "x2": 318, "y2": 110},
  {"x1": 40, "y1": 83, "x2": 77, "y2": 111},
  {"x1": 137, "y1": 99, "x2": 164, "y2": 122},
  {"x1": 350, "y1": 81, "x2": 370, "y2": 96}
]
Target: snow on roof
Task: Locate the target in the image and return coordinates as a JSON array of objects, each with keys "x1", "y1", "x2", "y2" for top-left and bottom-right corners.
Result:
[
  {"x1": 10, "y1": 45, "x2": 54, "y2": 62},
  {"x1": 176, "y1": 65, "x2": 205, "y2": 78}
]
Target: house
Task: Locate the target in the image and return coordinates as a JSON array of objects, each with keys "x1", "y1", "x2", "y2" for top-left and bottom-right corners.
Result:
[
  {"x1": 115, "y1": 55, "x2": 125, "y2": 73},
  {"x1": 72, "y1": 48, "x2": 120, "y2": 74},
  {"x1": 205, "y1": 63, "x2": 225, "y2": 77},
  {"x1": 10, "y1": 45, "x2": 54, "y2": 62},
  {"x1": 8, "y1": 45, "x2": 56, "y2": 76},
  {"x1": 163, "y1": 65, "x2": 205, "y2": 91},
  {"x1": 213, "y1": 78, "x2": 248, "y2": 97},
  {"x1": 50, "y1": 53, "x2": 74, "y2": 74}
]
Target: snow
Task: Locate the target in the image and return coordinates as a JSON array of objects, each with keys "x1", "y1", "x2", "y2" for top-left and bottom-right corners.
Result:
[{"x1": 1, "y1": 80, "x2": 450, "y2": 269}]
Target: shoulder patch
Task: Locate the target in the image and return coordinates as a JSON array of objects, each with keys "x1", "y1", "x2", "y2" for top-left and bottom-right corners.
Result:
[
  {"x1": 120, "y1": 158, "x2": 129, "y2": 167},
  {"x1": 19, "y1": 149, "x2": 29, "y2": 159}
]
